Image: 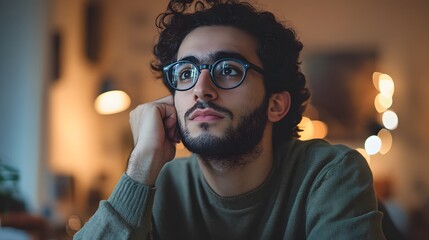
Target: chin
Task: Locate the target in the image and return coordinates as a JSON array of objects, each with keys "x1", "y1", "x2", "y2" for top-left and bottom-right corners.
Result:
[{"x1": 191, "y1": 122, "x2": 229, "y2": 137}]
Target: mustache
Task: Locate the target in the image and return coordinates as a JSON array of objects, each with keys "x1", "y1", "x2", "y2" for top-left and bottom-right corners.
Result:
[{"x1": 184, "y1": 101, "x2": 233, "y2": 119}]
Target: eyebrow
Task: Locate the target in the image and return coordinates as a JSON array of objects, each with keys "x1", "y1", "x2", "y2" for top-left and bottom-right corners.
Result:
[{"x1": 178, "y1": 51, "x2": 250, "y2": 64}]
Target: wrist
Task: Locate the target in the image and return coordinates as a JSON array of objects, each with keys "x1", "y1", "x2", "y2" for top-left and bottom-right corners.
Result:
[{"x1": 126, "y1": 148, "x2": 165, "y2": 186}]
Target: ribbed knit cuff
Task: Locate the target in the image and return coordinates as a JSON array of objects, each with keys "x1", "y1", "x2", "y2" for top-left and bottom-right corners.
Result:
[{"x1": 108, "y1": 173, "x2": 156, "y2": 228}]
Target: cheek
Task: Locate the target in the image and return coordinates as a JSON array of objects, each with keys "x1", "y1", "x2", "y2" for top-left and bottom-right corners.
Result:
[
  {"x1": 174, "y1": 94, "x2": 190, "y2": 122},
  {"x1": 231, "y1": 87, "x2": 265, "y2": 114}
]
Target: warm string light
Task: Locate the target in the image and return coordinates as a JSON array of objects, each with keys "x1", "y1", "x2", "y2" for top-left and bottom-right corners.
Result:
[
  {"x1": 299, "y1": 72, "x2": 398, "y2": 163},
  {"x1": 298, "y1": 116, "x2": 329, "y2": 140},
  {"x1": 362, "y1": 72, "x2": 398, "y2": 161}
]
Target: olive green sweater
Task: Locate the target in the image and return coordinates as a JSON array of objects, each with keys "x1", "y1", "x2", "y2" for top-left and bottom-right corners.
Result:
[{"x1": 75, "y1": 139, "x2": 385, "y2": 239}]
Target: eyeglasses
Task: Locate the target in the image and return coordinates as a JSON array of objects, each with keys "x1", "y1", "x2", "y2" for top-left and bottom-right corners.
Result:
[{"x1": 163, "y1": 58, "x2": 265, "y2": 91}]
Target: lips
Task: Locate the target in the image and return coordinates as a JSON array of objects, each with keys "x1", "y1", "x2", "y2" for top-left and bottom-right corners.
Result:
[{"x1": 188, "y1": 109, "x2": 225, "y2": 121}]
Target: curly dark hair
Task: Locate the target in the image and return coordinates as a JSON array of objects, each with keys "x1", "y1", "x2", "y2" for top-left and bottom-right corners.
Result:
[{"x1": 151, "y1": 0, "x2": 310, "y2": 140}]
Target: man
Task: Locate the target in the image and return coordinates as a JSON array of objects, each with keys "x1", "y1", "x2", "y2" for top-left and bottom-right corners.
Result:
[{"x1": 75, "y1": 0, "x2": 385, "y2": 239}]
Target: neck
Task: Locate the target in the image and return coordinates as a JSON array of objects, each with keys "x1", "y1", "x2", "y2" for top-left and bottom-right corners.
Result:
[{"x1": 197, "y1": 132, "x2": 273, "y2": 197}]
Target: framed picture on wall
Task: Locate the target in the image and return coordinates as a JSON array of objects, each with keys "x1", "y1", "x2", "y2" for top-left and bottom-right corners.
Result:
[{"x1": 303, "y1": 49, "x2": 380, "y2": 140}]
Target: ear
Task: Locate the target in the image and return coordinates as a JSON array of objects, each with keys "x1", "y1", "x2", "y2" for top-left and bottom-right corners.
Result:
[{"x1": 267, "y1": 91, "x2": 291, "y2": 123}]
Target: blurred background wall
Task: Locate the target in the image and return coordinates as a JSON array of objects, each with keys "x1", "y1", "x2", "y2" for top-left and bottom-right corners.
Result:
[
  {"x1": 0, "y1": 0, "x2": 50, "y2": 213},
  {"x1": 1, "y1": 0, "x2": 428, "y2": 238}
]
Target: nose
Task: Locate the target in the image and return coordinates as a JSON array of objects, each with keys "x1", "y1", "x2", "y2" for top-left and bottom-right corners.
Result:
[{"x1": 192, "y1": 69, "x2": 218, "y2": 101}]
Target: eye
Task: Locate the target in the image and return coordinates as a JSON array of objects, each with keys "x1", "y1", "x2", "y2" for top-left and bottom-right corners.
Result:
[
  {"x1": 214, "y1": 61, "x2": 244, "y2": 82},
  {"x1": 172, "y1": 63, "x2": 196, "y2": 82},
  {"x1": 179, "y1": 69, "x2": 194, "y2": 80},
  {"x1": 218, "y1": 64, "x2": 240, "y2": 76}
]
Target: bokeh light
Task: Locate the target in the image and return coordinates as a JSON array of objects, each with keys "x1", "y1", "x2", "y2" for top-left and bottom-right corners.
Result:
[
  {"x1": 298, "y1": 117, "x2": 329, "y2": 140},
  {"x1": 312, "y1": 120, "x2": 328, "y2": 139},
  {"x1": 372, "y1": 72, "x2": 382, "y2": 91},
  {"x1": 94, "y1": 90, "x2": 131, "y2": 115},
  {"x1": 378, "y1": 129, "x2": 393, "y2": 155},
  {"x1": 378, "y1": 74, "x2": 395, "y2": 97},
  {"x1": 298, "y1": 117, "x2": 314, "y2": 140},
  {"x1": 375, "y1": 93, "x2": 393, "y2": 109},
  {"x1": 382, "y1": 110, "x2": 399, "y2": 130},
  {"x1": 365, "y1": 135, "x2": 382, "y2": 155}
]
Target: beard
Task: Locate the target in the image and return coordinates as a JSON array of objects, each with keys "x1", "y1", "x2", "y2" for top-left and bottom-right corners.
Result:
[{"x1": 177, "y1": 96, "x2": 269, "y2": 169}]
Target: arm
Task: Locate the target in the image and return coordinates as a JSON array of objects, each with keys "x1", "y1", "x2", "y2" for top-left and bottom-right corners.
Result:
[
  {"x1": 126, "y1": 95, "x2": 180, "y2": 185},
  {"x1": 74, "y1": 96, "x2": 179, "y2": 239},
  {"x1": 306, "y1": 150, "x2": 386, "y2": 240},
  {"x1": 74, "y1": 174, "x2": 155, "y2": 240}
]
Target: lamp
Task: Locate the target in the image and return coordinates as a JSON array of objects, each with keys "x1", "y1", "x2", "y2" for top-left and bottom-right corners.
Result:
[{"x1": 94, "y1": 76, "x2": 131, "y2": 115}]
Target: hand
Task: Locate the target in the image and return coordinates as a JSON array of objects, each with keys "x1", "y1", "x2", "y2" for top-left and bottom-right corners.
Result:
[{"x1": 126, "y1": 95, "x2": 180, "y2": 185}]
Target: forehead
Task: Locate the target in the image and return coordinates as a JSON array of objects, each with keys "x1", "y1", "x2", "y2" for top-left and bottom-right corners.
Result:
[{"x1": 177, "y1": 26, "x2": 261, "y2": 65}]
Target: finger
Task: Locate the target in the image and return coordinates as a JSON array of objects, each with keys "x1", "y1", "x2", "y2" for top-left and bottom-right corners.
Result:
[
  {"x1": 156, "y1": 96, "x2": 180, "y2": 143},
  {"x1": 156, "y1": 98, "x2": 177, "y2": 125},
  {"x1": 166, "y1": 124, "x2": 179, "y2": 144},
  {"x1": 164, "y1": 109, "x2": 177, "y2": 129},
  {"x1": 154, "y1": 95, "x2": 174, "y2": 105},
  {"x1": 129, "y1": 107, "x2": 141, "y2": 144},
  {"x1": 163, "y1": 107, "x2": 179, "y2": 143}
]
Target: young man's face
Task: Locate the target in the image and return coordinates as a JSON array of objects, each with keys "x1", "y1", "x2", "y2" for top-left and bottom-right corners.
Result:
[{"x1": 174, "y1": 26, "x2": 268, "y2": 160}]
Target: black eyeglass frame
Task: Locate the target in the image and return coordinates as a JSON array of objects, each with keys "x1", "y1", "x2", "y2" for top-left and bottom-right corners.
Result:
[{"x1": 163, "y1": 58, "x2": 265, "y2": 91}]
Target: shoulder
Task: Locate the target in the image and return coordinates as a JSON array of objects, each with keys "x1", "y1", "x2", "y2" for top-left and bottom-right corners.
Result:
[
  {"x1": 290, "y1": 138, "x2": 356, "y2": 158},
  {"x1": 305, "y1": 139, "x2": 368, "y2": 173},
  {"x1": 274, "y1": 139, "x2": 372, "y2": 190},
  {"x1": 293, "y1": 141, "x2": 382, "y2": 238},
  {"x1": 289, "y1": 139, "x2": 374, "y2": 193},
  {"x1": 282, "y1": 138, "x2": 366, "y2": 168}
]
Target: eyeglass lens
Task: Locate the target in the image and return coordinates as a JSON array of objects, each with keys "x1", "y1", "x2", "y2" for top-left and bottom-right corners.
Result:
[{"x1": 169, "y1": 59, "x2": 246, "y2": 90}]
